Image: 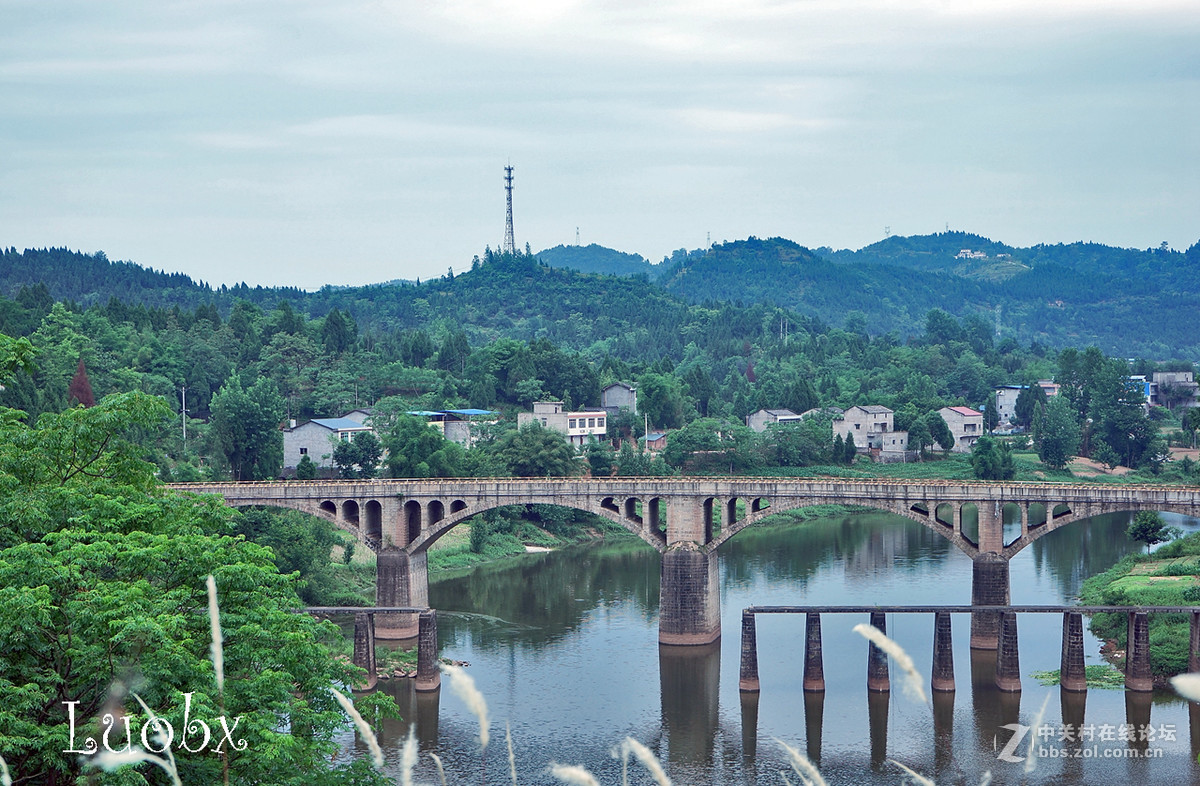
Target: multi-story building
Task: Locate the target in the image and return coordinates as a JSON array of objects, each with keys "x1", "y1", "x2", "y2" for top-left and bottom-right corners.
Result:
[
  {"x1": 518, "y1": 401, "x2": 608, "y2": 446},
  {"x1": 746, "y1": 408, "x2": 805, "y2": 433},
  {"x1": 282, "y1": 417, "x2": 374, "y2": 471},
  {"x1": 938, "y1": 406, "x2": 984, "y2": 452},
  {"x1": 601, "y1": 382, "x2": 637, "y2": 413}
]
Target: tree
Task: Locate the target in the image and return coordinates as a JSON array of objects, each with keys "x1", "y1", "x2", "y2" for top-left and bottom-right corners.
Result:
[
  {"x1": 332, "y1": 430, "x2": 382, "y2": 479},
  {"x1": 68, "y1": 357, "x2": 95, "y2": 407},
  {"x1": 1037, "y1": 396, "x2": 1081, "y2": 470},
  {"x1": 843, "y1": 432, "x2": 857, "y2": 464},
  {"x1": 0, "y1": 390, "x2": 390, "y2": 785},
  {"x1": 1013, "y1": 384, "x2": 1047, "y2": 431},
  {"x1": 381, "y1": 415, "x2": 467, "y2": 478},
  {"x1": 661, "y1": 418, "x2": 760, "y2": 473},
  {"x1": 832, "y1": 432, "x2": 845, "y2": 464},
  {"x1": 637, "y1": 372, "x2": 687, "y2": 430},
  {"x1": 491, "y1": 422, "x2": 580, "y2": 477},
  {"x1": 208, "y1": 374, "x2": 286, "y2": 480},
  {"x1": 927, "y1": 412, "x2": 955, "y2": 453},
  {"x1": 970, "y1": 436, "x2": 1014, "y2": 480},
  {"x1": 907, "y1": 418, "x2": 933, "y2": 458},
  {"x1": 295, "y1": 453, "x2": 318, "y2": 479},
  {"x1": 983, "y1": 394, "x2": 1000, "y2": 434},
  {"x1": 1127, "y1": 511, "x2": 1171, "y2": 553}
]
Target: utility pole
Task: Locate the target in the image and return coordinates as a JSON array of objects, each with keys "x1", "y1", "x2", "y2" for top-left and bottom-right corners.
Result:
[
  {"x1": 503, "y1": 165, "x2": 516, "y2": 256},
  {"x1": 180, "y1": 385, "x2": 187, "y2": 454}
]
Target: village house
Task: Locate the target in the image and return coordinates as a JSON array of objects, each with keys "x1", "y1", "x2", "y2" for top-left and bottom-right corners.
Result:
[
  {"x1": 518, "y1": 401, "x2": 608, "y2": 446},
  {"x1": 601, "y1": 382, "x2": 637, "y2": 414},
  {"x1": 745, "y1": 408, "x2": 805, "y2": 433},
  {"x1": 282, "y1": 417, "x2": 374, "y2": 471},
  {"x1": 832, "y1": 405, "x2": 911, "y2": 462},
  {"x1": 406, "y1": 408, "x2": 498, "y2": 447},
  {"x1": 938, "y1": 406, "x2": 984, "y2": 452}
]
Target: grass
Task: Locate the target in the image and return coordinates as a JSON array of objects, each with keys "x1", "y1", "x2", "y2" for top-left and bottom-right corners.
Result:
[{"x1": 1031, "y1": 665, "x2": 1127, "y2": 689}]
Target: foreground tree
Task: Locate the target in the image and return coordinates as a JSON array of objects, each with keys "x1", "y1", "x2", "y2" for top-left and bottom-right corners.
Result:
[
  {"x1": 491, "y1": 422, "x2": 580, "y2": 477},
  {"x1": 208, "y1": 374, "x2": 286, "y2": 480},
  {"x1": 970, "y1": 436, "x2": 1014, "y2": 480},
  {"x1": 1037, "y1": 396, "x2": 1081, "y2": 470},
  {"x1": 0, "y1": 389, "x2": 388, "y2": 785}
]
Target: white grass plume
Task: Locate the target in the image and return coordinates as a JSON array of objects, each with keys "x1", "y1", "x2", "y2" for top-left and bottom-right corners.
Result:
[
  {"x1": 399, "y1": 727, "x2": 417, "y2": 786},
  {"x1": 549, "y1": 762, "x2": 601, "y2": 785},
  {"x1": 1170, "y1": 673, "x2": 1200, "y2": 702},
  {"x1": 507, "y1": 720, "x2": 518, "y2": 786},
  {"x1": 978, "y1": 772, "x2": 993, "y2": 785},
  {"x1": 774, "y1": 738, "x2": 827, "y2": 786},
  {"x1": 206, "y1": 574, "x2": 224, "y2": 695},
  {"x1": 1024, "y1": 693, "x2": 1052, "y2": 775},
  {"x1": 331, "y1": 688, "x2": 384, "y2": 770},
  {"x1": 1, "y1": 754, "x2": 12, "y2": 786},
  {"x1": 442, "y1": 663, "x2": 490, "y2": 750},
  {"x1": 429, "y1": 752, "x2": 447, "y2": 786},
  {"x1": 93, "y1": 749, "x2": 182, "y2": 786},
  {"x1": 852, "y1": 623, "x2": 928, "y2": 704},
  {"x1": 887, "y1": 759, "x2": 935, "y2": 785},
  {"x1": 614, "y1": 737, "x2": 670, "y2": 786},
  {"x1": 130, "y1": 693, "x2": 180, "y2": 782}
]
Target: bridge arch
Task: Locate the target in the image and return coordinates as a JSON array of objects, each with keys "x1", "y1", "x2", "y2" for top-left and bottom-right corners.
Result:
[
  {"x1": 406, "y1": 497, "x2": 668, "y2": 555},
  {"x1": 217, "y1": 499, "x2": 371, "y2": 549}
]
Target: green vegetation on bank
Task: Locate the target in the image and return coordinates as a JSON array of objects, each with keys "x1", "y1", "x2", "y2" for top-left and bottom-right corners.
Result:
[
  {"x1": 1079, "y1": 530, "x2": 1200, "y2": 677},
  {"x1": 1032, "y1": 665, "x2": 1127, "y2": 689}
]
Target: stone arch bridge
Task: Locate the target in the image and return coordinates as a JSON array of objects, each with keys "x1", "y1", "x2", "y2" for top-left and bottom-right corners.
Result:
[{"x1": 169, "y1": 478, "x2": 1200, "y2": 646}]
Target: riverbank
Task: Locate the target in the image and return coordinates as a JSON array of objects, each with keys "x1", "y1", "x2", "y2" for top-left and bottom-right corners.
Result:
[{"x1": 1079, "y1": 531, "x2": 1200, "y2": 678}]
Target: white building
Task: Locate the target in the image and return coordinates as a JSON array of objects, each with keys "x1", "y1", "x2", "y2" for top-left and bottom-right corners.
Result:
[
  {"x1": 518, "y1": 401, "x2": 608, "y2": 446},
  {"x1": 746, "y1": 408, "x2": 805, "y2": 433},
  {"x1": 938, "y1": 406, "x2": 984, "y2": 452},
  {"x1": 282, "y1": 417, "x2": 374, "y2": 471}
]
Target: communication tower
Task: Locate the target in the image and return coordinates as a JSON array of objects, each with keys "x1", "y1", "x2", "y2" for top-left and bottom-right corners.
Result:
[{"x1": 503, "y1": 165, "x2": 516, "y2": 255}]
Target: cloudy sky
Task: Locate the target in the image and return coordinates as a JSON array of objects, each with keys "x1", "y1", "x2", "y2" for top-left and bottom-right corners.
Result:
[{"x1": 2, "y1": 1, "x2": 1197, "y2": 289}]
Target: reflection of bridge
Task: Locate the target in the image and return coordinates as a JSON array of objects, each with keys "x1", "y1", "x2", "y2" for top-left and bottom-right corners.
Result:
[{"x1": 169, "y1": 478, "x2": 1200, "y2": 645}]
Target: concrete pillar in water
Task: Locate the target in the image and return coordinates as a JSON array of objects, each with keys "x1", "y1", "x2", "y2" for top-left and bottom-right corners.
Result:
[
  {"x1": 931, "y1": 610, "x2": 955, "y2": 693},
  {"x1": 376, "y1": 550, "x2": 425, "y2": 639},
  {"x1": 1125, "y1": 611, "x2": 1153, "y2": 692},
  {"x1": 803, "y1": 612, "x2": 826, "y2": 693},
  {"x1": 867, "y1": 611, "x2": 890, "y2": 693},
  {"x1": 1190, "y1": 611, "x2": 1200, "y2": 673},
  {"x1": 415, "y1": 609, "x2": 441, "y2": 692},
  {"x1": 353, "y1": 612, "x2": 377, "y2": 691},
  {"x1": 867, "y1": 691, "x2": 889, "y2": 771},
  {"x1": 738, "y1": 611, "x2": 759, "y2": 692},
  {"x1": 1060, "y1": 611, "x2": 1087, "y2": 693},
  {"x1": 659, "y1": 543, "x2": 720, "y2": 645},
  {"x1": 804, "y1": 690, "x2": 825, "y2": 765},
  {"x1": 994, "y1": 610, "x2": 1021, "y2": 693},
  {"x1": 971, "y1": 552, "x2": 1010, "y2": 649}
]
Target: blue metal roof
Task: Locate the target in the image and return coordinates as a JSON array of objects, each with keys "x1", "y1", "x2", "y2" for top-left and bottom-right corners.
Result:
[
  {"x1": 444, "y1": 409, "x2": 495, "y2": 416},
  {"x1": 407, "y1": 410, "x2": 444, "y2": 417},
  {"x1": 309, "y1": 417, "x2": 372, "y2": 431}
]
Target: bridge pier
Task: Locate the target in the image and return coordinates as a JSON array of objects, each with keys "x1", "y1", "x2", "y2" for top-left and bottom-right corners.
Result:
[
  {"x1": 803, "y1": 612, "x2": 825, "y2": 692},
  {"x1": 970, "y1": 552, "x2": 1009, "y2": 649},
  {"x1": 659, "y1": 543, "x2": 721, "y2": 645},
  {"x1": 352, "y1": 612, "x2": 377, "y2": 690},
  {"x1": 376, "y1": 550, "x2": 427, "y2": 639},
  {"x1": 1060, "y1": 611, "x2": 1087, "y2": 692},
  {"x1": 415, "y1": 609, "x2": 441, "y2": 692},
  {"x1": 931, "y1": 611, "x2": 955, "y2": 692}
]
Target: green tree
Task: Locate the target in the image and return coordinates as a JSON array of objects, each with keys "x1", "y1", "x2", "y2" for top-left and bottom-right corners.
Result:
[
  {"x1": 295, "y1": 453, "x2": 318, "y2": 479},
  {"x1": 0, "y1": 390, "x2": 389, "y2": 785},
  {"x1": 491, "y1": 422, "x2": 580, "y2": 477},
  {"x1": 983, "y1": 394, "x2": 1000, "y2": 434},
  {"x1": 927, "y1": 412, "x2": 955, "y2": 453},
  {"x1": 332, "y1": 430, "x2": 383, "y2": 479},
  {"x1": 1037, "y1": 396, "x2": 1081, "y2": 470},
  {"x1": 661, "y1": 418, "x2": 760, "y2": 473},
  {"x1": 637, "y1": 372, "x2": 687, "y2": 430},
  {"x1": 1127, "y1": 511, "x2": 1171, "y2": 553},
  {"x1": 1013, "y1": 384, "x2": 1048, "y2": 430},
  {"x1": 843, "y1": 432, "x2": 857, "y2": 464},
  {"x1": 381, "y1": 415, "x2": 467, "y2": 478},
  {"x1": 907, "y1": 418, "x2": 933, "y2": 458},
  {"x1": 970, "y1": 435, "x2": 1014, "y2": 480},
  {"x1": 208, "y1": 374, "x2": 286, "y2": 480}
]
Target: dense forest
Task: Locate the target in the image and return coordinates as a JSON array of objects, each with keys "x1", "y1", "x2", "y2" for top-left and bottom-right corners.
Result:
[{"x1": 0, "y1": 243, "x2": 1192, "y2": 486}]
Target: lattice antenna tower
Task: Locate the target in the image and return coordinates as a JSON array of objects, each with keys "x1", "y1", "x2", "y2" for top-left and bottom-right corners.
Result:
[{"x1": 503, "y1": 165, "x2": 516, "y2": 255}]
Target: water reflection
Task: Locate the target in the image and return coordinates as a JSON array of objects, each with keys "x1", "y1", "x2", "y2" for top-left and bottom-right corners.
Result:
[{"x1": 350, "y1": 507, "x2": 1200, "y2": 785}]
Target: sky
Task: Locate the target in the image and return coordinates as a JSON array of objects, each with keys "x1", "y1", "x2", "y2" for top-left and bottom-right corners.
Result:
[{"x1": 2, "y1": 1, "x2": 1197, "y2": 290}]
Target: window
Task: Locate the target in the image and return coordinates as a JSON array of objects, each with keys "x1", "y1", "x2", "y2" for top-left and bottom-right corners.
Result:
[
  {"x1": 598, "y1": 418, "x2": 605, "y2": 429},
  {"x1": 588, "y1": 418, "x2": 596, "y2": 428},
  {"x1": 541, "y1": 418, "x2": 548, "y2": 426},
  {"x1": 299, "y1": 447, "x2": 308, "y2": 455},
  {"x1": 569, "y1": 419, "x2": 577, "y2": 429},
  {"x1": 855, "y1": 423, "x2": 861, "y2": 429}
]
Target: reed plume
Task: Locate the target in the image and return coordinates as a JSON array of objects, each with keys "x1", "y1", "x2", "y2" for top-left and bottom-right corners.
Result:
[
  {"x1": 852, "y1": 622, "x2": 928, "y2": 704},
  {"x1": 331, "y1": 688, "x2": 384, "y2": 770}
]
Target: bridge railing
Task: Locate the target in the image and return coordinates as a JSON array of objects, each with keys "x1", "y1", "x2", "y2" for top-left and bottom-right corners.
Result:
[{"x1": 739, "y1": 604, "x2": 1200, "y2": 695}]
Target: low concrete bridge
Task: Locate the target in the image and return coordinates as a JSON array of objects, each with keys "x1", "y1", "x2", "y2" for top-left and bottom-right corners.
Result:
[{"x1": 169, "y1": 477, "x2": 1200, "y2": 645}]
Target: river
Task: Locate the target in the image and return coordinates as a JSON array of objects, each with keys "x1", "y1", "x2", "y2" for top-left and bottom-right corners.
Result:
[{"x1": 353, "y1": 510, "x2": 1200, "y2": 785}]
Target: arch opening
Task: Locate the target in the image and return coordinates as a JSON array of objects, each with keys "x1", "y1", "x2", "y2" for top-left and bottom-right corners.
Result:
[
  {"x1": 751, "y1": 497, "x2": 770, "y2": 514},
  {"x1": 934, "y1": 503, "x2": 955, "y2": 528},
  {"x1": 429, "y1": 500, "x2": 445, "y2": 525},
  {"x1": 405, "y1": 500, "x2": 422, "y2": 544},
  {"x1": 1002, "y1": 502, "x2": 1022, "y2": 548},
  {"x1": 959, "y1": 504, "x2": 979, "y2": 548},
  {"x1": 647, "y1": 497, "x2": 664, "y2": 538},
  {"x1": 1028, "y1": 503, "x2": 1047, "y2": 530},
  {"x1": 341, "y1": 500, "x2": 360, "y2": 527},
  {"x1": 1053, "y1": 503, "x2": 1072, "y2": 520},
  {"x1": 364, "y1": 500, "x2": 382, "y2": 544},
  {"x1": 450, "y1": 500, "x2": 467, "y2": 514},
  {"x1": 910, "y1": 502, "x2": 930, "y2": 518},
  {"x1": 703, "y1": 498, "x2": 715, "y2": 542},
  {"x1": 624, "y1": 498, "x2": 643, "y2": 525},
  {"x1": 320, "y1": 500, "x2": 337, "y2": 516}
]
